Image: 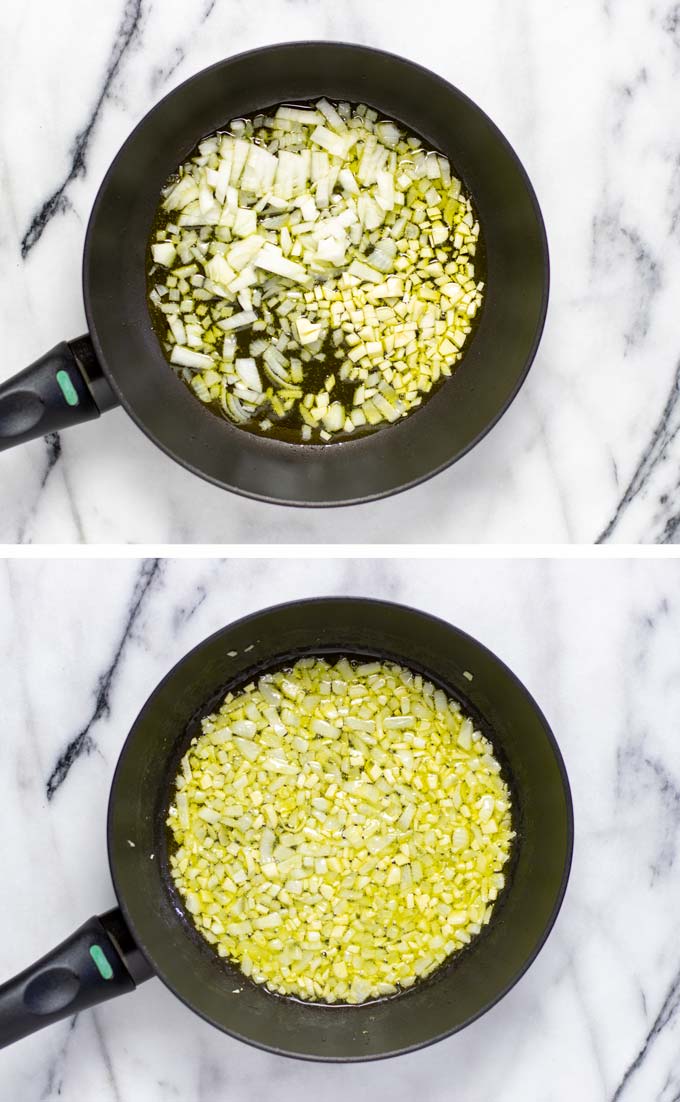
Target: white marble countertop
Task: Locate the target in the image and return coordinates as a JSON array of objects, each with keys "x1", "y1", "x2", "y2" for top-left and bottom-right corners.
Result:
[
  {"x1": 1, "y1": 556, "x2": 679, "y2": 1099},
  {"x1": 2, "y1": 0, "x2": 680, "y2": 543}
]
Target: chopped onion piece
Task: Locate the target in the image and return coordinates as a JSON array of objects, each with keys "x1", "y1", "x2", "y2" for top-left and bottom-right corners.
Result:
[
  {"x1": 375, "y1": 170, "x2": 395, "y2": 212},
  {"x1": 255, "y1": 244, "x2": 308, "y2": 282},
  {"x1": 152, "y1": 242, "x2": 176, "y2": 267},
  {"x1": 233, "y1": 208, "x2": 257, "y2": 237},
  {"x1": 347, "y1": 259, "x2": 383, "y2": 284},
  {"x1": 294, "y1": 317, "x2": 322, "y2": 345},
  {"x1": 205, "y1": 254, "x2": 236, "y2": 288},
  {"x1": 235, "y1": 357, "x2": 262, "y2": 391},
  {"x1": 219, "y1": 310, "x2": 258, "y2": 331},
  {"x1": 316, "y1": 98, "x2": 347, "y2": 133},
  {"x1": 275, "y1": 105, "x2": 324, "y2": 125},
  {"x1": 170, "y1": 346, "x2": 214, "y2": 369},
  {"x1": 163, "y1": 176, "x2": 199, "y2": 211},
  {"x1": 310, "y1": 125, "x2": 350, "y2": 159},
  {"x1": 240, "y1": 145, "x2": 277, "y2": 193},
  {"x1": 227, "y1": 235, "x2": 265, "y2": 270},
  {"x1": 367, "y1": 237, "x2": 397, "y2": 272}
]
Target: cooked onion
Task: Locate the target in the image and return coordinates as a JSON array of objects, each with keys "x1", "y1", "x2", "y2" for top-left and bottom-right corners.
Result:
[{"x1": 167, "y1": 657, "x2": 513, "y2": 1004}]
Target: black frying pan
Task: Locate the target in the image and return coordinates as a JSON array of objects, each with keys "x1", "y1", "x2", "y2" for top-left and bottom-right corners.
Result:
[
  {"x1": 0, "y1": 598, "x2": 572, "y2": 1061},
  {"x1": 0, "y1": 42, "x2": 548, "y2": 507}
]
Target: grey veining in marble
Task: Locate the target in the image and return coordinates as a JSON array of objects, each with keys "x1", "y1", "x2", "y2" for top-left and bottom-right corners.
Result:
[
  {"x1": 2, "y1": 0, "x2": 680, "y2": 542},
  {"x1": 1, "y1": 556, "x2": 680, "y2": 1099}
]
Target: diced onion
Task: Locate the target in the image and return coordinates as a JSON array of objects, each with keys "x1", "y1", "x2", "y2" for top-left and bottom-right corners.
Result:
[
  {"x1": 149, "y1": 99, "x2": 484, "y2": 439},
  {"x1": 167, "y1": 657, "x2": 513, "y2": 1005},
  {"x1": 152, "y1": 242, "x2": 176, "y2": 267},
  {"x1": 170, "y1": 346, "x2": 214, "y2": 370}
]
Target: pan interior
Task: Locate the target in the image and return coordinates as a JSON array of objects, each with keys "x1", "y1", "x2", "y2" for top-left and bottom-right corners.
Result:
[
  {"x1": 84, "y1": 43, "x2": 548, "y2": 505},
  {"x1": 156, "y1": 646, "x2": 519, "y2": 1012},
  {"x1": 108, "y1": 599, "x2": 572, "y2": 1061},
  {"x1": 145, "y1": 99, "x2": 488, "y2": 449}
]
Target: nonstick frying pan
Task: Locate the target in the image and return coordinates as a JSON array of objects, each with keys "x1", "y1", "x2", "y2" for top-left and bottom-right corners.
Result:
[
  {"x1": 0, "y1": 598, "x2": 572, "y2": 1061},
  {"x1": 0, "y1": 42, "x2": 549, "y2": 507}
]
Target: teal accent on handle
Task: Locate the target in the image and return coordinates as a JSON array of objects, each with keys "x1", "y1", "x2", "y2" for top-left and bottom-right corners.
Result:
[
  {"x1": 89, "y1": 944, "x2": 114, "y2": 981},
  {"x1": 56, "y1": 370, "x2": 80, "y2": 407}
]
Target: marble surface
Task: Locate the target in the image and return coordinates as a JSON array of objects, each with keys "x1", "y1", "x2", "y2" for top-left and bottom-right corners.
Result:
[
  {"x1": 2, "y1": 0, "x2": 680, "y2": 543},
  {"x1": 1, "y1": 556, "x2": 680, "y2": 1100}
]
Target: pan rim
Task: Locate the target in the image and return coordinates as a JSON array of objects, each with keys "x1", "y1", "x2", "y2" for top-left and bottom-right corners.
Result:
[
  {"x1": 83, "y1": 40, "x2": 550, "y2": 508},
  {"x1": 106, "y1": 596, "x2": 573, "y2": 1061}
]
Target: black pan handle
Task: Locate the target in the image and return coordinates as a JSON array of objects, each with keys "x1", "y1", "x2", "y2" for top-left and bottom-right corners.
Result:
[
  {"x1": 0, "y1": 908, "x2": 152, "y2": 1048},
  {"x1": 0, "y1": 334, "x2": 118, "y2": 453}
]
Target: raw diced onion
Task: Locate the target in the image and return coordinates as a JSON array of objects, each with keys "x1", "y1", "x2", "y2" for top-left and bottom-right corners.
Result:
[{"x1": 149, "y1": 99, "x2": 483, "y2": 438}]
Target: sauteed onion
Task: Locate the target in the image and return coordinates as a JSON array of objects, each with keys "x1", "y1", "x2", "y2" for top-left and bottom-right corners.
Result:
[{"x1": 167, "y1": 657, "x2": 513, "y2": 1003}]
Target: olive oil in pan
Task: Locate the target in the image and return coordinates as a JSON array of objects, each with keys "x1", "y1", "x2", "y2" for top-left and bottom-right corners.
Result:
[
  {"x1": 146, "y1": 99, "x2": 486, "y2": 446},
  {"x1": 147, "y1": 279, "x2": 387, "y2": 444}
]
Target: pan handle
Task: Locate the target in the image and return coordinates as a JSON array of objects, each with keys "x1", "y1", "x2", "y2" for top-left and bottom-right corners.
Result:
[
  {"x1": 0, "y1": 334, "x2": 119, "y2": 454},
  {"x1": 0, "y1": 908, "x2": 152, "y2": 1048}
]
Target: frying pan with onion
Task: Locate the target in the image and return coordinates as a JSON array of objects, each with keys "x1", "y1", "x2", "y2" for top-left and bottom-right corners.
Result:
[
  {"x1": 0, "y1": 598, "x2": 572, "y2": 1061},
  {"x1": 0, "y1": 42, "x2": 549, "y2": 507}
]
